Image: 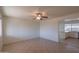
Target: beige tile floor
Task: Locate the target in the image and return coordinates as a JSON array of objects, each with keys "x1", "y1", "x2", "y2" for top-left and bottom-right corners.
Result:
[{"x1": 2, "y1": 38, "x2": 79, "y2": 53}]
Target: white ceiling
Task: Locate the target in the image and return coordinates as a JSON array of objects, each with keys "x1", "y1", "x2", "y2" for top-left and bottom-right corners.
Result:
[{"x1": 2, "y1": 6, "x2": 79, "y2": 19}]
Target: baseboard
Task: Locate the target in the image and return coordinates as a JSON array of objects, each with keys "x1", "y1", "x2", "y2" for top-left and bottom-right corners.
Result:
[{"x1": 40, "y1": 37, "x2": 58, "y2": 43}]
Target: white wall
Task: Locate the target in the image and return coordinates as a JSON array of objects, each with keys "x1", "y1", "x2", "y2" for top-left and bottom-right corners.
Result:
[
  {"x1": 40, "y1": 12, "x2": 79, "y2": 42},
  {"x1": 0, "y1": 9, "x2": 2, "y2": 51},
  {"x1": 3, "y1": 17, "x2": 40, "y2": 44},
  {"x1": 40, "y1": 19, "x2": 58, "y2": 42}
]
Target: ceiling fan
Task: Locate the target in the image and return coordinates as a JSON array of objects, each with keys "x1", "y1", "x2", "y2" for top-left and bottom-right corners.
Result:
[{"x1": 32, "y1": 10, "x2": 48, "y2": 20}]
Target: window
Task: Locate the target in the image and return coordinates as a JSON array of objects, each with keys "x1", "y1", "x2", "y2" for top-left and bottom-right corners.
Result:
[
  {"x1": 65, "y1": 23, "x2": 79, "y2": 32},
  {"x1": 65, "y1": 24, "x2": 71, "y2": 32}
]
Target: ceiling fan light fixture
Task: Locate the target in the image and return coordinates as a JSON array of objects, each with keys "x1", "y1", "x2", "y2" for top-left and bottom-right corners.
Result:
[{"x1": 32, "y1": 11, "x2": 48, "y2": 20}]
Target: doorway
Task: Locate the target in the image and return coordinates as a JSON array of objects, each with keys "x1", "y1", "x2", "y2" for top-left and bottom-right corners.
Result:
[
  {"x1": 59, "y1": 19, "x2": 79, "y2": 50},
  {"x1": 64, "y1": 20, "x2": 79, "y2": 48}
]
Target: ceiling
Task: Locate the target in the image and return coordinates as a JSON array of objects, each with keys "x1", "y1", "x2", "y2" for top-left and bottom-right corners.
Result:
[{"x1": 1, "y1": 6, "x2": 79, "y2": 19}]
